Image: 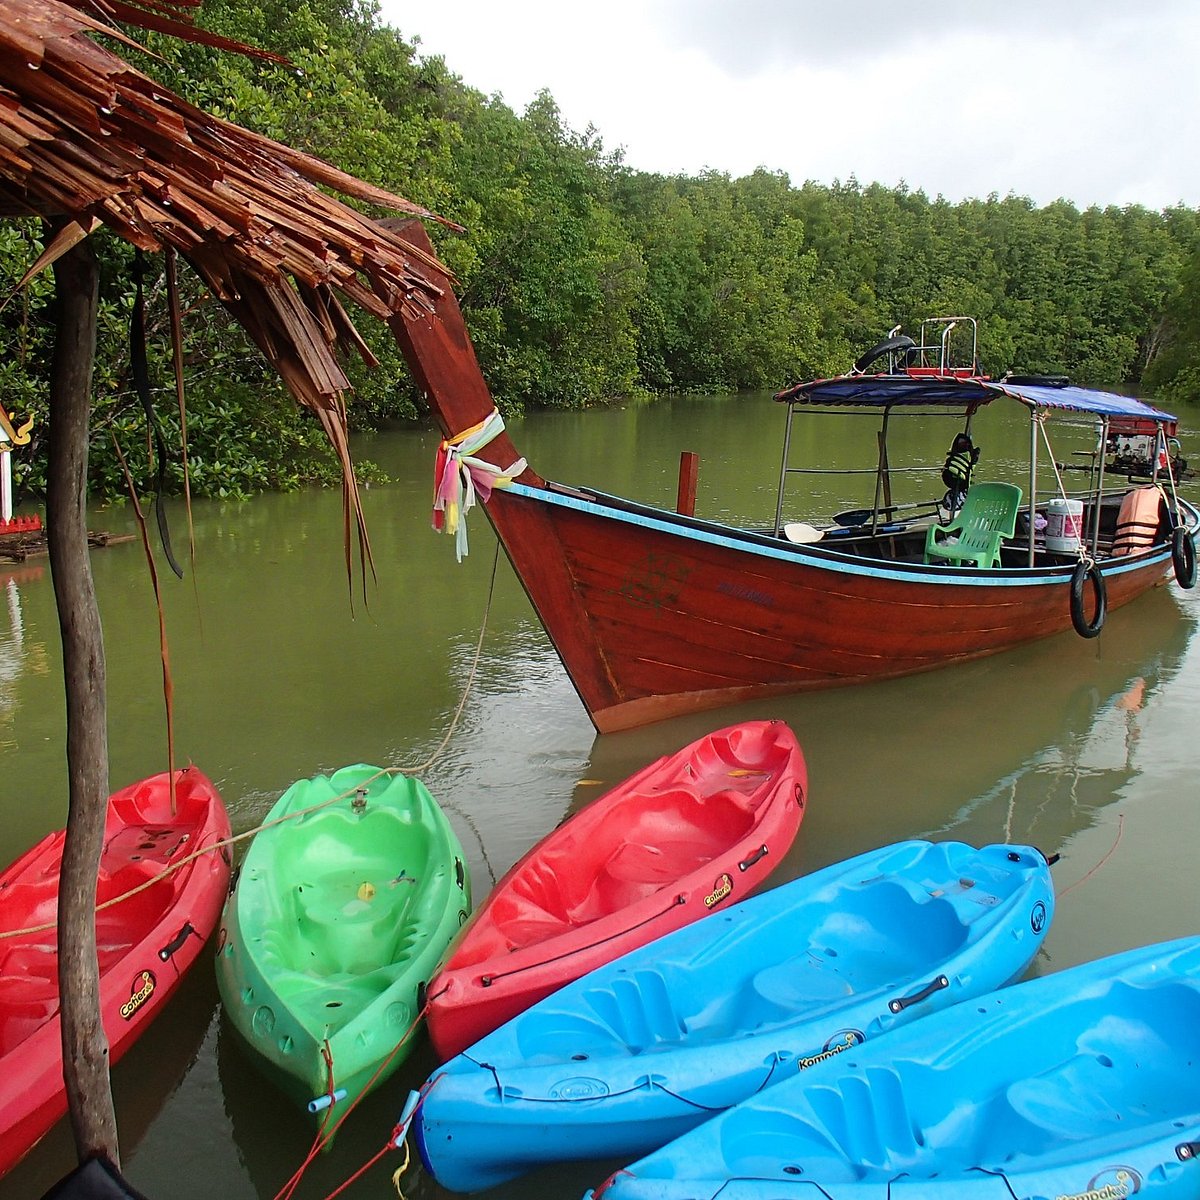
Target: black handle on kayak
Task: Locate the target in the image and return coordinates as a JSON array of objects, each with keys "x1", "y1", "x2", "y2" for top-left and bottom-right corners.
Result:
[
  {"x1": 158, "y1": 921, "x2": 196, "y2": 962},
  {"x1": 1178, "y1": 1141, "x2": 1200, "y2": 1162},
  {"x1": 1021, "y1": 848, "x2": 1061, "y2": 867},
  {"x1": 738, "y1": 844, "x2": 769, "y2": 872},
  {"x1": 888, "y1": 974, "x2": 949, "y2": 1014}
]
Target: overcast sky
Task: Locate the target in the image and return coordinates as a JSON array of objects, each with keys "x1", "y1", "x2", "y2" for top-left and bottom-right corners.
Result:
[{"x1": 378, "y1": 0, "x2": 1200, "y2": 211}]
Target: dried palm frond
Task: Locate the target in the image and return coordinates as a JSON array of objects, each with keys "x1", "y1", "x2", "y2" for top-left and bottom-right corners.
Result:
[{"x1": 0, "y1": 0, "x2": 462, "y2": 587}]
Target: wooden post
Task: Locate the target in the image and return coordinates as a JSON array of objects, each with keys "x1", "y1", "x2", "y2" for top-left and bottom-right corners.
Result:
[
  {"x1": 47, "y1": 232, "x2": 120, "y2": 1167},
  {"x1": 677, "y1": 452, "x2": 699, "y2": 517}
]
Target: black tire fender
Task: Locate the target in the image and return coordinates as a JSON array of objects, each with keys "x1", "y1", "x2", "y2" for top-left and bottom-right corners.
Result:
[
  {"x1": 1172, "y1": 526, "x2": 1197, "y2": 589},
  {"x1": 853, "y1": 335, "x2": 916, "y2": 374},
  {"x1": 1070, "y1": 560, "x2": 1107, "y2": 639}
]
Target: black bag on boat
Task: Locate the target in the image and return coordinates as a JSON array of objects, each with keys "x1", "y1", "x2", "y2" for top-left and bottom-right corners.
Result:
[{"x1": 39, "y1": 1155, "x2": 151, "y2": 1200}]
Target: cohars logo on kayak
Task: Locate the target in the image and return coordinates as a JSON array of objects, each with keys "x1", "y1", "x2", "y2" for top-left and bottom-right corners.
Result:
[
  {"x1": 704, "y1": 873, "x2": 733, "y2": 908},
  {"x1": 120, "y1": 970, "x2": 157, "y2": 1020}
]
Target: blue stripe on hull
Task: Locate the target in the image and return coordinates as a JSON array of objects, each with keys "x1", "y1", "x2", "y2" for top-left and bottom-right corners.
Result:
[{"x1": 507, "y1": 483, "x2": 1197, "y2": 589}]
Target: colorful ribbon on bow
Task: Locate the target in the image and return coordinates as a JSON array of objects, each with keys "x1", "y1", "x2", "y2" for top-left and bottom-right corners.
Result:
[{"x1": 431, "y1": 409, "x2": 526, "y2": 562}]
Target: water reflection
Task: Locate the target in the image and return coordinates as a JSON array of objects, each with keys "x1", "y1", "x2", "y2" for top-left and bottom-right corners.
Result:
[
  {"x1": 0, "y1": 575, "x2": 26, "y2": 744},
  {"x1": 0, "y1": 569, "x2": 44, "y2": 752},
  {"x1": 2, "y1": 943, "x2": 219, "y2": 1198}
]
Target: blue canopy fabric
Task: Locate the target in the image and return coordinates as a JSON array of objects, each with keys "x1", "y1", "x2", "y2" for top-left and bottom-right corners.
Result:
[{"x1": 775, "y1": 374, "x2": 1177, "y2": 427}]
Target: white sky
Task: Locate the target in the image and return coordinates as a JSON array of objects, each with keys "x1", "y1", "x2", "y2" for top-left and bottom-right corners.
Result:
[{"x1": 378, "y1": 0, "x2": 1200, "y2": 211}]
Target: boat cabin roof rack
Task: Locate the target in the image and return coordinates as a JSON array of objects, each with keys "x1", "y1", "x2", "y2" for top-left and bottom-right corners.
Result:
[
  {"x1": 909, "y1": 316, "x2": 980, "y2": 376},
  {"x1": 771, "y1": 320, "x2": 1185, "y2": 561}
]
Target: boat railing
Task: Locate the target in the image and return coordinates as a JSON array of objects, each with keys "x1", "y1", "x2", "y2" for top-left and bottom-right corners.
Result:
[{"x1": 909, "y1": 316, "x2": 979, "y2": 375}]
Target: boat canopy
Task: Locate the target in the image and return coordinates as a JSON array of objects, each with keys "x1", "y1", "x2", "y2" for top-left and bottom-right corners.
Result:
[{"x1": 775, "y1": 374, "x2": 1177, "y2": 432}]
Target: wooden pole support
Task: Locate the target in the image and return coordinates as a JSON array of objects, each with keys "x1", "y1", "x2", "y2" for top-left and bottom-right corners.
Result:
[{"x1": 677, "y1": 452, "x2": 699, "y2": 517}]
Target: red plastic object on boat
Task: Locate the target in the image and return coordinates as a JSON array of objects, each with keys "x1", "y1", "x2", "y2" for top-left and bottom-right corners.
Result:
[
  {"x1": 426, "y1": 720, "x2": 806, "y2": 1061},
  {"x1": 0, "y1": 767, "x2": 231, "y2": 1177}
]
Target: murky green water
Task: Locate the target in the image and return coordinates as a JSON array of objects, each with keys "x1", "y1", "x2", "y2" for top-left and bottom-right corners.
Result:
[{"x1": 2, "y1": 394, "x2": 1199, "y2": 1197}]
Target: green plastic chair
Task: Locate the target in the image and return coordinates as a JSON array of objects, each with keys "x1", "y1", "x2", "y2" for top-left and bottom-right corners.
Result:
[{"x1": 924, "y1": 482, "x2": 1023, "y2": 569}]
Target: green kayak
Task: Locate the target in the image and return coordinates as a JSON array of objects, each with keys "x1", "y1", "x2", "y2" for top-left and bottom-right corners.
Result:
[{"x1": 215, "y1": 765, "x2": 470, "y2": 1129}]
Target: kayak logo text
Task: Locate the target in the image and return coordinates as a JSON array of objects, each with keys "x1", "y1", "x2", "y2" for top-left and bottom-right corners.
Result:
[
  {"x1": 703, "y1": 873, "x2": 733, "y2": 908},
  {"x1": 120, "y1": 969, "x2": 157, "y2": 1020},
  {"x1": 1056, "y1": 1167, "x2": 1141, "y2": 1199},
  {"x1": 797, "y1": 1030, "x2": 864, "y2": 1071}
]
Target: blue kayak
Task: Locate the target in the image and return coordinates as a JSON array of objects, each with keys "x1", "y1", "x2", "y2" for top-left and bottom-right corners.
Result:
[
  {"x1": 413, "y1": 840, "x2": 1054, "y2": 1192},
  {"x1": 588, "y1": 936, "x2": 1200, "y2": 1200}
]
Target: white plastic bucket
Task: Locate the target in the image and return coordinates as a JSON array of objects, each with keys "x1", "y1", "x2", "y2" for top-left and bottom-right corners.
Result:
[{"x1": 1045, "y1": 498, "x2": 1084, "y2": 553}]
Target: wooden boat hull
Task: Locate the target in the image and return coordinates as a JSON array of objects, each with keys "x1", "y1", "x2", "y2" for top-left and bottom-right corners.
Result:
[
  {"x1": 214, "y1": 766, "x2": 470, "y2": 1129},
  {"x1": 589, "y1": 937, "x2": 1200, "y2": 1200},
  {"x1": 388, "y1": 225, "x2": 1200, "y2": 734},
  {"x1": 0, "y1": 768, "x2": 231, "y2": 1177},
  {"x1": 484, "y1": 482, "x2": 1196, "y2": 732},
  {"x1": 415, "y1": 840, "x2": 1054, "y2": 1193},
  {"x1": 425, "y1": 721, "x2": 806, "y2": 1061}
]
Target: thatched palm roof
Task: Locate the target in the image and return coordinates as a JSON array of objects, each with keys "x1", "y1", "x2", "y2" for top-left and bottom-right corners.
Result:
[{"x1": 0, "y1": 0, "x2": 461, "y2": 561}]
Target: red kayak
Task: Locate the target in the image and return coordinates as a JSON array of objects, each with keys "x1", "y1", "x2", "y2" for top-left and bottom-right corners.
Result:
[
  {"x1": 426, "y1": 721, "x2": 806, "y2": 1061},
  {"x1": 0, "y1": 767, "x2": 231, "y2": 1176}
]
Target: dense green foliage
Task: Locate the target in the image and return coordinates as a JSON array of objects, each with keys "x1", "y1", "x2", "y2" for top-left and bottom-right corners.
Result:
[{"x1": 3, "y1": 0, "x2": 1200, "y2": 505}]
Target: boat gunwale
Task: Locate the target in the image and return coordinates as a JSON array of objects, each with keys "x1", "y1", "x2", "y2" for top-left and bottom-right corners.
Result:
[{"x1": 511, "y1": 481, "x2": 1199, "y2": 588}]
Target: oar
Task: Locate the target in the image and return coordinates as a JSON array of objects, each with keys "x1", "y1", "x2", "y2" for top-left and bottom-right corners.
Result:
[{"x1": 833, "y1": 501, "x2": 941, "y2": 527}]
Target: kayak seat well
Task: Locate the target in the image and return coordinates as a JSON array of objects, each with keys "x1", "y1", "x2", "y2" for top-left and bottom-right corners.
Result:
[
  {"x1": 250, "y1": 924, "x2": 406, "y2": 1017},
  {"x1": 102, "y1": 824, "x2": 187, "y2": 872},
  {"x1": 294, "y1": 875, "x2": 423, "y2": 976},
  {"x1": 575, "y1": 788, "x2": 760, "y2": 919},
  {"x1": 0, "y1": 942, "x2": 57, "y2": 998},
  {"x1": 920, "y1": 983, "x2": 1200, "y2": 1163},
  {"x1": 0, "y1": 940, "x2": 59, "y2": 1052},
  {"x1": 269, "y1": 808, "x2": 434, "y2": 976},
  {"x1": 488, "y1": 785, "x2": 763, "y2": 940},
  {"x1": 94, "y1": 863, "x2": 172, "y2": 951},
  {"x1": 746, "y1": 883, "x2": 968, "y2": 1024}
]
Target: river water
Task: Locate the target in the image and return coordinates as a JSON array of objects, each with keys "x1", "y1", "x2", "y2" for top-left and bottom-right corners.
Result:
[{"x1": 2, "y1": 392, "x2": 1199, "y2": 1198}]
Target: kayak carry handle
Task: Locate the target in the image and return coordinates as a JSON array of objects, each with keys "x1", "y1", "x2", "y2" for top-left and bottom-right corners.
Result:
[
  {"x1": 1178, "y1": 1141, "x2": 1200, "y2": 1162},
  {"x1": 158, "y1": 921, "x2": 196, "y2": 962},
  {"x1": 738, "y1": 845, "x2": 769, "y2": 872},
  {"x1": 889, "y1": 974, "x2": 949, "y2": 1014}
]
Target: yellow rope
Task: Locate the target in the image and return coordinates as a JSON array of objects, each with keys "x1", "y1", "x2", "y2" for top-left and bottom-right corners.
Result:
[
  {"x1": 0, "y1": 542, "x2": 502, "y2": 941},
  {"x1": 390, "y1": 1141, "x2": 411, "y2": 1199}
]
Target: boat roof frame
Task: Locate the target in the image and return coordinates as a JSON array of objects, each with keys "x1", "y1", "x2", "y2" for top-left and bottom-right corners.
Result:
[{"x1": 775, "y1": 374, "x2": 1178, "y2": 430}]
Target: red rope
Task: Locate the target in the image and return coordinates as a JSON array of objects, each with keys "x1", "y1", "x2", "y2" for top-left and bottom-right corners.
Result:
[
  {"x1": 1059, "y1": 812, "x2": 1125, "y2": 898},
  {"x1": 274, "y1": 1006, "x2": 432, "y2": 1199},
  {"x1": 273, "y1": 1041, "x2": 338, "y2": 1200},
  {"x1": 314, "y1": 1074, "x2": 445, "y2": 1200},
  {"x1": 320, "y1": 1142, "x2": 394, "y2": 1200}
]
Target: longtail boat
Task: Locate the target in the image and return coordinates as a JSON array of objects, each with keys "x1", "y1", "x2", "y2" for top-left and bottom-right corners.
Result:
[{"x1": 395, "y1": 225, "x2": 1199, "y2": 733}]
